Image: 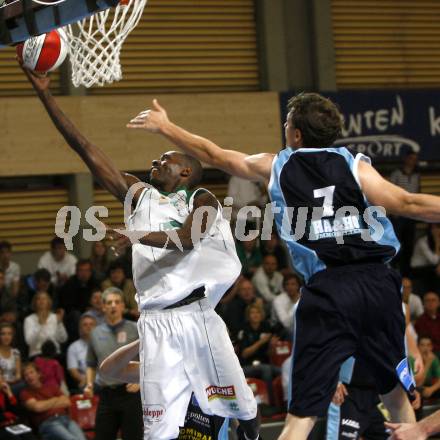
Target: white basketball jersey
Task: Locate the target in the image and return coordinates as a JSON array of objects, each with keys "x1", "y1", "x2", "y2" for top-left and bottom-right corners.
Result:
[{"x1": 127, "y1": 186, "x2": 241, "y2": 310}]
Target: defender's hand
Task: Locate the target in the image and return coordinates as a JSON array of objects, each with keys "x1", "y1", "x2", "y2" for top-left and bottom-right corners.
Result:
[{"x1": 127, "y1": 99, "x2": 169, "y2": 133}]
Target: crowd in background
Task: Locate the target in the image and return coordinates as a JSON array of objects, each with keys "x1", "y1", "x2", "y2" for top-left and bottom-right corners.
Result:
[{"x1": 0, "y1": 152, "x2": 438, "y2": 438}]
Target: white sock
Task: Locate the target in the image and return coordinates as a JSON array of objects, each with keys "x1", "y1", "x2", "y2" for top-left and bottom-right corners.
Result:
[{"x1": 244, "y1": 434, "x2": 259, "y2": 440}]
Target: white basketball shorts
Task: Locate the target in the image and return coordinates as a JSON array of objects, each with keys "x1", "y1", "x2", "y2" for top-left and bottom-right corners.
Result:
[{"x1": 137, "y1": 298, "x2": 257, "y2": 440}]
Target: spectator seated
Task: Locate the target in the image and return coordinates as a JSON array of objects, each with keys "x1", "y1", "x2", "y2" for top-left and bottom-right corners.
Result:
[
  {"x1": 38, "y1": 238, "x2": 77, "y2": 288},
  {"x1": 34, "y1": 340, "x2": 66, "y2": 391},
  {"x1": 101, "y1": 262, "x2": 138, "y2": 321},
  {"x1": 20, "y1": 362, "x2": 86, "y2": 440},
  {"x1": 23, "y1": 292, "x2": 67, "y2": 359},
  {"x1": 252, "y1": 255, "x2": 283, "y2": 304},
  {"x1": 0, "y1": 366, "x2": 35, "y2": 439},
  {"x1": 67, "y1": 314, "x2": 97, "y2": 393},
  {"x1": 415, "y1": 292, "x2": 440, "y2": 357},
  {"x1": 0, "y1": 323, "x2": 23, "y2": 396},
  {"x1": 237, "y1": 304, "x2": 281, "y2": 404}
]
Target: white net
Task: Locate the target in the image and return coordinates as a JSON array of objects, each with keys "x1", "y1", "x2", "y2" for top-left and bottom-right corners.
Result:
[{"x1": 64, "y1": 0, "x2": 147, "y2": 88}]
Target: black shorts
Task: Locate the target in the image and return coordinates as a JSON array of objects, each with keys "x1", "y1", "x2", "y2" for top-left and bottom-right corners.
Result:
[
  {"x1": 175, "y1": 394, "x2": 227, "y2": 440},
  {"x1": 326, "y1": 387, "x2": 387, "y2": 440},
  {"x1": 288, "y1": 263, "x2": 405, "y2": 417}
]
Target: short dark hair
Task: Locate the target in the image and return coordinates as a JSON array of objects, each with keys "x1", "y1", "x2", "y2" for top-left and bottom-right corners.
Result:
[
  {"x1": 245, "y1": 303, "x2": 265, "y2": 321},
  {"x1": 180, "y1": 153, "x2": 203, "y2": 189},
  {"x1": 262, "y1": 254, "x2": 278, "y2": 267},
  {"x1": 287, "y1": 92, "x2": 343, "y2": 148},
  {"x1": 41, "y1": 340, "x2": 57, "y2": 358},
  {"x1": 283, "y1": 273, "x2": 302, "y2": 288},
  {"x1": 76, "y1": 258, "x2": 92, "y2": 269},
  {"x1": 108, "y1": 261, "x2": 125, "y2": 275},
  {"x1": 0, "y1": 241, "x2": 12, "y2": 252},
  {"x1": 50, "y1": 237, "x2": 65, "y2": 248},
  {"x1": 22, "y1": 361, "x2": 39, "y2": 375},
  {"x1": 34, "y1": 268, "x2": 51, "y2": 283},
  {"x1": 418, "y1": 335, "x2": 433, "y2": 344},
  {"x1": 423, "y1": 291, "x2": 439, "y2": 300},
  {"x1": 0, "y1": 322, "x2": 15, "y2": 335}
]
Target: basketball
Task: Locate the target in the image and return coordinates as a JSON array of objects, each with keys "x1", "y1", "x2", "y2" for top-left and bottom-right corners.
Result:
[{"x1": 16, "y1": 28, "x2": 68, "y2": 73}]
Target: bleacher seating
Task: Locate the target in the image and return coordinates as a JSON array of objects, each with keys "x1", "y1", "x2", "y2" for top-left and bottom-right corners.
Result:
[
  {"x1": 269, "y1": 341, "x2": 292, "y2": 368},
  {"x1": 69, "y1": 394, "x2": 99, "y2": 440},
  {"x1": 246, "y1": 378, "x2": 269, "y2": 405}
]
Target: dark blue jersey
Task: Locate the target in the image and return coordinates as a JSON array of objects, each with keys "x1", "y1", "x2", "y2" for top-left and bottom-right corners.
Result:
[
  {"x1": 339, "y1": 357, "x2": 377, "y2": 390},
  {"x1": 268, "y1": 147, "x2": 399, "y2": 282}
]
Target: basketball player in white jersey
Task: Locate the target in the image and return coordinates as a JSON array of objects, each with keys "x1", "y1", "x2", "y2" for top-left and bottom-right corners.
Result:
[
  {"x1": 99, "y1": 340, "x2": 230, "y2": 440},
  {"x1": 22, "y1": 67, "x2": 260, "y2": 440},
  {"x1": 126, "y1": 97, "x2": 440, "y2": 440}
]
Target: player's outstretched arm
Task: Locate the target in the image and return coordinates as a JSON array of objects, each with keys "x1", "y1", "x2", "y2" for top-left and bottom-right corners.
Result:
[
  {"x1": 100, "y1": 339, "x2": 140, "y2": 383},
  {"x1": 358, "y1": 160, "x2": 440, "y2": 222},
  {"x1": 22, "y1": 67, "x2": 130, "y2": 203},
  {"x1": 127, "y1": 100, "x2": 273, "y2": 183},
  {"x1": 141, "y1": 190, "x2": 218, "y2": 250},
  {"x1": 385, "y1": 409, "x2": 440, "y2": 440},
  {"x1": 110, "y1": 190, "x2": 219, "y2": 251}
]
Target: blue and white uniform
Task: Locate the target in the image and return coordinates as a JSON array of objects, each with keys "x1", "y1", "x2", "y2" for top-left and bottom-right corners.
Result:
[{"x1": 268, "y1": 147, "x2": 406, "y2": 417}]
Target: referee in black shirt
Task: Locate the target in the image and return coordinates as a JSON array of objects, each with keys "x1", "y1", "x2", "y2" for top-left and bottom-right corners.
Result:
[{"x1": 85, "y1": 287, "x2": 142, "y2": 440}]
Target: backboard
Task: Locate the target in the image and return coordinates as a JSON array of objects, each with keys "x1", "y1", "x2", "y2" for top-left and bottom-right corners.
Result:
[{"x1": 0, "y1": 0, "x2": 119, "y2": 47}]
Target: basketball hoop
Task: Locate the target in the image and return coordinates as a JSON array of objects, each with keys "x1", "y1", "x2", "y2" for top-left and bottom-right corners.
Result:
[{"x1": 64, "y1": 0, "x2": 147, "y2": 88}]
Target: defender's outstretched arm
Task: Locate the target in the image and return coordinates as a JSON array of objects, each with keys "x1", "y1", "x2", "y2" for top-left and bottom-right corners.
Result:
[
  {"x1": 23, "y1": 67, "x2": 134, "y2": 204},
  {"x1": 127, "y1": 100, "x2": 273, "y2": 183},
  {"x1": 359, "y1": 160, "x2": 440, "y2": 222}
]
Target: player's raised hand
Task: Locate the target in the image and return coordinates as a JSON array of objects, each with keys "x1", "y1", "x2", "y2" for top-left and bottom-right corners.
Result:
[
  {"x1": 127, "y1": 99, "x2": 169, "y2": 133},
  {"x1": 17, "y1": 59, "x2": 51, "y2": 92},
  {"x1": 107, "y1": 227, "x2": 132, "y2": 257}
]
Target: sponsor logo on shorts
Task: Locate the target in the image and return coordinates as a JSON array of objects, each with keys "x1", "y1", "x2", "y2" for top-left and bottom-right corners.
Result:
[
  {"x1": 341, "y1": 418, "x2": 360, "y2": 430},
  {"x1": 179, "y1": 427, "x2": 212, "y2": 440},
  {"x1": 185, "y1": 411, "x2": 210, "y2": 427},
  {"x1": 206, "y1": 385, "x2": 236, "y2": 401},
  {"x1": 143, "y1": 404, "x2": 165, "y2": 422},
  {"x1": 229, "y1": 401, "x2": 240, "y2": 411}
]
